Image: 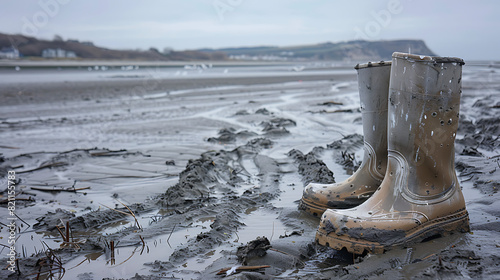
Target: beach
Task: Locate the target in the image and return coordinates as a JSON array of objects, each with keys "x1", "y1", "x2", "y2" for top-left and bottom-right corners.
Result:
[{"x1": 0, "y1": 61, "x2": 499, "y2": 279}]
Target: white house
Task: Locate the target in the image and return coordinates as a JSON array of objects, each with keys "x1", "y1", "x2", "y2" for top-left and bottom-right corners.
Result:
[
  {"x1": 42, "y1": 48, "x2": 78, "y2": 58},
  {"x1": 0, "y1": 47, "x2": 20, "y2": 59}
]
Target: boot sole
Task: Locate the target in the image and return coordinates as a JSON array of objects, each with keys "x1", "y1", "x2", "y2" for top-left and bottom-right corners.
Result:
[
  {"x1": 316, "y1": 209, "x2": 470, "y2": 254},
  {"x1": 300, "y1": 196, "x2": 367, "y2": 217},
  {"x1": 299, "y1": 198, "x2": 328, "y2": 217}
]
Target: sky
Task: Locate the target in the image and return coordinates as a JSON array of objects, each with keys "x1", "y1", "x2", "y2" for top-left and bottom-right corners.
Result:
[{"x1": 1, "y1": 0, "x2": 499, "y2": 60}]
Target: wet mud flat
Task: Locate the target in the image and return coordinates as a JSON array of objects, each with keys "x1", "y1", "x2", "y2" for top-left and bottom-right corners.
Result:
[{"x1": 0, "y1": 62, "x2": 499, "y2": 279}]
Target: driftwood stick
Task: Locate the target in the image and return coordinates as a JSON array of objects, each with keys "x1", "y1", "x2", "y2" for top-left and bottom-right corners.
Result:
[
  {"x1": 30, "y1": 186, "x2": 90, "y2": 193},
  {"x1": 17, "y1": 162, "x2": 67, "y2": 174}
]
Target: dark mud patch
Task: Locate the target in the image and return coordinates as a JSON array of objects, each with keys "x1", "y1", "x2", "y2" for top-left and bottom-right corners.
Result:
[
  {"x1": 326, "y1": 133, "x2": 364, "y2": 152},
  {"x1": 68, "y1": 203, "x2": 152, "y2": 231},
  {"x1": 237, "y1": 236, "x2": 271, "y2": 265},
  {"x1": 412, "y1": 248, "x2": 499, "y2": 279},
  {"x1": 260, "y1": 118, "x2": 296, "y2": 136},
  {"x1": 207, "y1": 128, "x2": 257, "y2": 144},
  {"x1": 288, "y1": 149, "x2": 335, "y2": 186},
  {"x1": 157, "y1": 138, "x2": 274, "y2": 208},
  {"x1": 327, "y1": 133, "x2": 364, "y2": 174},
  {"x1": 457, "y1": 115, "x2": 500, "y2": 152},
  {"x1": 255, "y1": 108, "x2": 271, "y2": 115},
  {"x1": 133, "y1": 137, "x2": 284, "y2": 272},
  {"x1": 1, "y1": 148, "x2": 149, "y2": 185},
  {"x1": 222, "y1": 234, "x2": 317, "y2": 278},
  {"x1": 288, "y1": 133, "x2": 365, "y2": 187},
  {"x1": 456, "y1": 157, "x2": 499, "y2": 195},
  {"x1": 346, "y1": 227, "x2": 406, "y2": 246},
  {"x1": 33, "y1": 208, "x2": 76, "y2": 231}
]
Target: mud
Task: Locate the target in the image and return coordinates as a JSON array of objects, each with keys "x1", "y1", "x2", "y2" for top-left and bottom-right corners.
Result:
[
  {"x1": 344, "y1": 227, "x2": 406, "y2": 246},
  {"x1": 0, "y1": 62, "x2": 499, "y2": 279},
  {"x1": 288, "y1": 149, "x2": 335, "y2": 186}
]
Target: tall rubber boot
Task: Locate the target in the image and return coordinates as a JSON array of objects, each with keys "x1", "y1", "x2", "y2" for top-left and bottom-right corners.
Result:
[
  {"x1": 299, "y1": 61, "x2": 391, "y2": 216},
  {"x1": 316, "y1": 52, "x2": 470, "y2": 254}
]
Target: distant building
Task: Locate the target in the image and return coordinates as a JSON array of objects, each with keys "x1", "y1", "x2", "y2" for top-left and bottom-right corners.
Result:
[
  {"x1": 0, "y1": 47, "x2": 20, "y2": 59},
  {"x1": 42, "y1": 48, "x2": 57, "y2": 58},
  {"x1": 66, "y1": 51, "x2": 77, "y2": 58},
  {"x1": 42, "y1": 48, "x2": 78, "y2": 58},
  {"x1": 81, "y1": 41, "x2": 94, "y2": 46}
]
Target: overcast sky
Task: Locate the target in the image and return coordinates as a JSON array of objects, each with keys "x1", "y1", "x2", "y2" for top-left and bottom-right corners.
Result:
[{"x1": 1, "y1": 0, "x2": 499, "y2": 60}]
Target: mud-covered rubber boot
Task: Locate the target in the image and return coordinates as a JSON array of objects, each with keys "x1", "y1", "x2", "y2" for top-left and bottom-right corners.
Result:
[
  {"x1": 299, "y1": 61, "x2": 391, "y2": 217},
  {"x1": 316, "y1": 52, "x2": 470, "y2": 254}
]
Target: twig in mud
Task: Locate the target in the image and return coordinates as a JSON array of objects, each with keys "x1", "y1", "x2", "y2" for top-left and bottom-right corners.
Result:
[
  {"x1": 148, "y1": 214, "x2": 164, "y2": 224},
  {"x1": 216, "y1": 265, "x2": 271, "y2": 275},
  {"x1": 65, "y1": 221, "x2": 70, "y2": 243},
  {"x1": 320, "y1": 101, "x2": 344, "y2": 106},
  {"x1": 99, "y1": 201, "x2": 143, "y2": 231},
  {"x1": 167, "y1": 224, "x2": 176, "y2": 248},
  {"x1": 0, "y1": 197, "x2": 35, "y2": 204},
  {"x1": 89, "y1": 149, "x2": 128, "y2": 157},
  {"x1": 30, "y1": 241, "x2": 65, "y2": 280},
  {"x1": 56, "y1": 221, "x2": 85, "y2": 250},
  {"x1": 15, "y1": 259, "x2": 21, "y2": 276},
  {"x1": 458, "y1": 171, "x2": 483, "y2": 177},
  {"x1": 110, "y1": 241, "x2": 115, "y2": 265},
  {"x1": 69, "y1": 257, "x2": 90, "y2": 270},
  {"x1": 13, "y1": 212, "x2": 31, "y2": 228},
  {"x1": 114, "y1": 245, "x2": 140, "y2": 266},
  {"x1": 234, "y1": 229, "x2": 240, "y2": 243},
  {"x1": 22, "y1": 244, "x2": 29, "y2": 258},
  {"x1": 0, "y1": 191, "x2": 36, "y2": 204},
  {"x1": 56, "y1": 226, "x2": 65, "y2": 241},
  {"x1": 31, "y1": 186, "x2": 90, "y2": 193},
  {"x1": 461, "y1": 176, "x2": 474, "y2": 183},
  {"x1": 116, "y1": 199, "x2": 142, "y2": 229},
  {"x1": 0, "y1": 145, "x2": 20, "y2": 149},
  {"x1": 17, "y1": 162, "x2": 67, "y2": 174},
  {"x1": 99, "y1": 203, "x2": 130, "y2": 216},
  {"x1": 324, "y1": 108, "x2": 356, "y2": 113},
  {"x1": 421, "y1": 253, "x2": 436, "y2": 261},
  {"x1": 270, "y1": 222, "x2": 275, "y2": 241},
  {"x1": 139, "y1": 235, "x2": 146, "y2": 255}
]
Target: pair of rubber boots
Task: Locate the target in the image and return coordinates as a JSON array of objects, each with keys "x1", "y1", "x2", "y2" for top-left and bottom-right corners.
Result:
[{"x1": 300, "y1": 52, "x2": 470, "y2": 254}]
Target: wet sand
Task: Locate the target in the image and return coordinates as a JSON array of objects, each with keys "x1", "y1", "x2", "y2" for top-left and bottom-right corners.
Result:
[{"x1": 0, "y1": 62, "x2": 499, "y2": 279}]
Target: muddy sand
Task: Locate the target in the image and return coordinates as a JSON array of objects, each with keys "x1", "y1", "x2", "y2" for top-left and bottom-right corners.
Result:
[{"x1": 0, "y1": 62, "x2": 499, "y2": 279}]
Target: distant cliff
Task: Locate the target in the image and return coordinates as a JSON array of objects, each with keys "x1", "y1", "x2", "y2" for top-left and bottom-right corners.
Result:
[
  {"x1": 199, "y1": 40, "x2": 436, "y2": 61},
  {"x1": 0, "y1": 32, "x2": 435, "y2": 61}
]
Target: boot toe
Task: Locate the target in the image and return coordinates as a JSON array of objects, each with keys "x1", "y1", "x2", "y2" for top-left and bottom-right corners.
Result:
[
  {"x1": 299, "y1": 183, "x2": 335, "y2": 216},
  {"x1": 316, "y1": 207, "x2": 470, "y2": 254}
]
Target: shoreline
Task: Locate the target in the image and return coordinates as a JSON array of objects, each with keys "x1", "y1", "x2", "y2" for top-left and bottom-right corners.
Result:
[{"x1": 0, "y1": 71, "x2": 355, "y2": 106}]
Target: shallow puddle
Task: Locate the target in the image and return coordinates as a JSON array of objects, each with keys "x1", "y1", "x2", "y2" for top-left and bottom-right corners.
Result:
[{"x1": 62, "y1": 218, "x2": 213, "y2": 279}]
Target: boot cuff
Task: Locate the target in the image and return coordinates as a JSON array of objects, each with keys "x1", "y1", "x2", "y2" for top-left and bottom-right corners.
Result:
[
  {"x1": 392, "y1": 52, "x2": 465, "y2": 65},
  {"x1": 354, "y1": 60, "x2": 392, "y2": 70}
]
